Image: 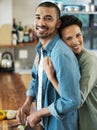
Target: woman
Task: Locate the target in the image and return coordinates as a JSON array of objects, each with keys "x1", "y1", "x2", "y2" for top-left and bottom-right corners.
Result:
[{"x1": 43, "y1": 15, "x2": 97, "y2": 130}]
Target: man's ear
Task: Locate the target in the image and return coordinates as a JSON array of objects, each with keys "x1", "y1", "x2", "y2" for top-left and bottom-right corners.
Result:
[{"x1": 56, "y1": 19, "x2": 61, "y2": 29}]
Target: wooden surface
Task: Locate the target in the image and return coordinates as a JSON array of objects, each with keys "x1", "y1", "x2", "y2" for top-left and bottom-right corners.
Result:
[
  {"x1": 0, "y1": 72, "x2": 43, "y2": 130},
  {"x1": 20, "y1": 74, "x2": 32, "y2": 89},
  {"x1": 0, "y1": 72, "x2": 26, "y2": 130},
  {"x1": 0, "y1": 72, "x2": 26, "y2": 110}
]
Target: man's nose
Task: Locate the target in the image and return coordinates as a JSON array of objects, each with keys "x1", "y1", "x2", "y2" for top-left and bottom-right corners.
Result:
[{"x1": 38, "y1": 18, "x2": 46, "y2": 25}]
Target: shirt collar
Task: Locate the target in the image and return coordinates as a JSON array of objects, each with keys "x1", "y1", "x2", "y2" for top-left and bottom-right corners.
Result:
[{"x1": 36, "y1": 34, "x2": 60, "y2": 54}]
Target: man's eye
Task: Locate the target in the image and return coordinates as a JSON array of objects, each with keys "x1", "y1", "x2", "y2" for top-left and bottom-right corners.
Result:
[
  {"x1": 35, "y1": 16, "x2": 40, "y2": 20},
  {"x1": 45, "y1": 17, "x2": 52, "y2": 21}
]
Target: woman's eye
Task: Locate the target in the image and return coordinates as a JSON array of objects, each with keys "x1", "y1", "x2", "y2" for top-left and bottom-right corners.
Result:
[
  {"x1": 77, "y1": 33, "x2": 81, "y2": 37},
  {"x1": 66, "y1": 37, "x2": 72, "y2": 41}
]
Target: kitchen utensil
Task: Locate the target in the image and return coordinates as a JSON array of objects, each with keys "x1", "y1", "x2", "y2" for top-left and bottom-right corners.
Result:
[
  {"x1": 0, "y1": 51, "x2": 14, "y2": 72},
  {"x1": 64, "y1": 5, "x2": 80, "y2": 12},
  {"x1": 57, "y1": 3, "x2": 64, "y2": 11},
  {"x1": 85, "y1": 3, "x2": 95, "y2": 12}
]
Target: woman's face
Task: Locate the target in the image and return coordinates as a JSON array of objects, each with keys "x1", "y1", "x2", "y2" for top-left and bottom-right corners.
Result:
[{"x1": 61, "y1": 25, "x2": 84, "y2": 54}]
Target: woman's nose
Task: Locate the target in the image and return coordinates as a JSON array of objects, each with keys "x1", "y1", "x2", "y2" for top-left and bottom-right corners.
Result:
[{"x1": 72, "y1": 38, "x2": 79, "y2": 44}]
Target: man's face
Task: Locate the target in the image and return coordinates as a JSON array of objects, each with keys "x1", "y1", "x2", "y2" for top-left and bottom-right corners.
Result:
[
  {"x1": 61, "y1": 25, "x2": 83, "y2": 54},
  {"x1": 34, "y1": 6, "x2": 60, "y2": 40}
]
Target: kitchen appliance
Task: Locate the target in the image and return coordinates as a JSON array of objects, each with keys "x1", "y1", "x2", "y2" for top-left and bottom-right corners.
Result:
[{"x1": 0, "y1": 51, "x2": 14, "y2": 72}]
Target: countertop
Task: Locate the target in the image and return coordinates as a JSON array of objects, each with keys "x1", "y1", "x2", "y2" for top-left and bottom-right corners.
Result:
[
  {"x1": 0, "y1": 72, "x2": 42, "y2": 130},
  {"x1": 15, "y1": 68, "x2": 32, "y2": 74},
  {"x1": 0, "y1": 72, "x2": 26, "y2": 130},
  {"x1": 0, "y1": 72, "x2": 26, "y2": 110}
]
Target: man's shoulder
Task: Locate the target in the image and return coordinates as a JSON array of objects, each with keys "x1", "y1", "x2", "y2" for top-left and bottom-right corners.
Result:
[
  {"x1": 55, "y1": 39, "x2": 74, "y2": 54},
  {"x1": 51, "y1": 39, "x2": 76, "y2": 61}
]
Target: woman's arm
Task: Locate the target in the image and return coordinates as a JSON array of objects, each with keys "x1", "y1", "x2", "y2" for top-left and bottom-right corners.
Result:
[{"x1": 43, "y1": 57, "x2": 60, "y2": 94}]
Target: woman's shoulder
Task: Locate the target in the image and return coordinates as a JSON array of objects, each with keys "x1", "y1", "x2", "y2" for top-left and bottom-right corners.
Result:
[
  {"x1": 80, "y1": 48, "x2": 97, "y2": 65},
  {"x1": 83, "y1": 49, "x2": 97, "y2": 59}
]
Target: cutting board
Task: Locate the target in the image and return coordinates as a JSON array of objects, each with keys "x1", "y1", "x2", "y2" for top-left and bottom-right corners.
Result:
[{"x1": 0, "y1": 24, "x2": 11, "y2": 46}]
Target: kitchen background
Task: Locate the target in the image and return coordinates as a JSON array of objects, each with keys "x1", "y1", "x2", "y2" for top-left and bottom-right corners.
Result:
[{"x1": 0, "y1": 0, "x2": 97, "y2": 73}]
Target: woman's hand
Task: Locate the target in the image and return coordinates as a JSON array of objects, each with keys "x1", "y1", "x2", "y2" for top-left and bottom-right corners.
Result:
[
  {"x1": 43, "y1": 57, "x2": 55, "y2": 81},
  {"x1": 43, "y1": 57, "x2": 59, "y2": 94}
]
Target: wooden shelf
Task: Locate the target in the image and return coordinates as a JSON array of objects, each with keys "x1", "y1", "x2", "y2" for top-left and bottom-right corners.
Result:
[{"x1": 0, "y1": 41, "x2": 38, "y2": 48}]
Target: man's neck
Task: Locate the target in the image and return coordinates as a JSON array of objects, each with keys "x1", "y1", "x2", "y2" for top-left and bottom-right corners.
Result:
[
  {"x1": 40, "y1": 39, "x2": 51, "y2": 49},
  {"x1": 40, "y1": 33, "x2": 57, "y2": 48}
]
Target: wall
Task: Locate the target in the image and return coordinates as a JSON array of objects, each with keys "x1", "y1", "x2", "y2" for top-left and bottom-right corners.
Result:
[
  {"x1": 14, "y1": 45, "x2": 36, "y2": 70},
  {"x1": 12, "y1": 0, "x2": 41, "y2": 70},
  {"x1": 0, "y1": 0, "x2": 12, "y2": 45},
  {"x1": 12, "y1": 0, "x2": 41, "y2": 27},
  {"x1": 0, "y1": 0, "x2": 12, "y2": 26}
]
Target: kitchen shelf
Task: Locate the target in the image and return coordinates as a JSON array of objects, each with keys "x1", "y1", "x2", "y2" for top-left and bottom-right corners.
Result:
[{"x1": 62, "y1": 11, "x2": 97, "y2": 15}]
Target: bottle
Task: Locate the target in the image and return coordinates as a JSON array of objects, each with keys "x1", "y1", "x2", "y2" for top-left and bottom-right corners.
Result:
[
  {"x1": 12, "y1": 33, "x2": 17, "y2": 45},
  {"x1": 33, "y1": 29, "x2": 38, "y2": 42},
  {"x1": 12, "y1": 18, "x2": 18, "y2": 45},
  {"x1": 23, "y1": 26, "x2": 29, "y2": 43},
  {"x1": 17, "y1": 21, "x2": 24, "y2": 43},
  {"x1": 28, "y1": 26, "x2": 34, "y2": 43}
]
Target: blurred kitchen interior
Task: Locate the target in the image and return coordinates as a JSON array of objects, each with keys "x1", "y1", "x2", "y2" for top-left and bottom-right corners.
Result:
[{"x1": 0, "y1": 0, "x2": 97, "y2": 74}]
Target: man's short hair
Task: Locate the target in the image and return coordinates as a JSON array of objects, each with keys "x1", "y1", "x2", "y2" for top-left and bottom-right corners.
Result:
[{"x1": 37, "y1": 2, "x2": 61, "y2": 19}]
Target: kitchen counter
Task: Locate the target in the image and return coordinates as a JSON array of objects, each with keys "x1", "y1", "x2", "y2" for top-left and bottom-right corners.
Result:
[
  {"x1": 0, "y1": 72, "x2": 42, "y2": 130},
  {"x1": 0, "y1": 72, "x2": 26, "y2": 130},
  {"x1": 0, "y1": 72, "x2": 26, "y2": 110},
  {"x1": 15, "y1": 68, "x2": 32, "y2": 75}
]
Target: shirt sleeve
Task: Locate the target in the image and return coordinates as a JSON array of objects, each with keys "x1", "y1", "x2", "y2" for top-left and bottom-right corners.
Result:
[
  {"x1": 26, "y1": 65, "x2": 37, "y2": 99},
  {"x1": 49, "y1": 51, "x2": 81, "y2": 120},
  {"x1": 79, "y1": 54, "x2": 97, "y2": 105}
]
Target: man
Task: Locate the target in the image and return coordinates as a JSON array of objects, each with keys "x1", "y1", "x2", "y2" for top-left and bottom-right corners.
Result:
[
  {"x1": 16, "y1": 2, "x2": 81, "y2": 130},
  {"x1": 43, "y1": 15, "x2": 97, "y2": 130}
]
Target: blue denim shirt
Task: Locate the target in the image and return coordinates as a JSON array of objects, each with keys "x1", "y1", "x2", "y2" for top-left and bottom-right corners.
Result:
[{"x1": 26, "y1": 34, "x2": 81, "y2": 130}]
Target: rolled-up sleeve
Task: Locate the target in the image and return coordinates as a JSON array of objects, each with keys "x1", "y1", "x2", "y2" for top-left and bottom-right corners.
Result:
[
  {"x1": 26, "y1": 65, "x2": 37, "y2": 99},
  {"x1": 48, "y1": 103, "x2": 62, "y2": 120}
]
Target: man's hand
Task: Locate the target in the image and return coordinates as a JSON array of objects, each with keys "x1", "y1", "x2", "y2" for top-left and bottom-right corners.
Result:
[
  {"x1": 16, "y1": 104, "x2": 30, "y2": 124},
  {"x1": 16, "y1": 96, "x2": 33, "y2": 124},
  {"x1": 26, "y1": 107, "x2": 51, "y2": 127},
  {"x1": 26, "y1": 111, "x2": 41, "y2": 127}
]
